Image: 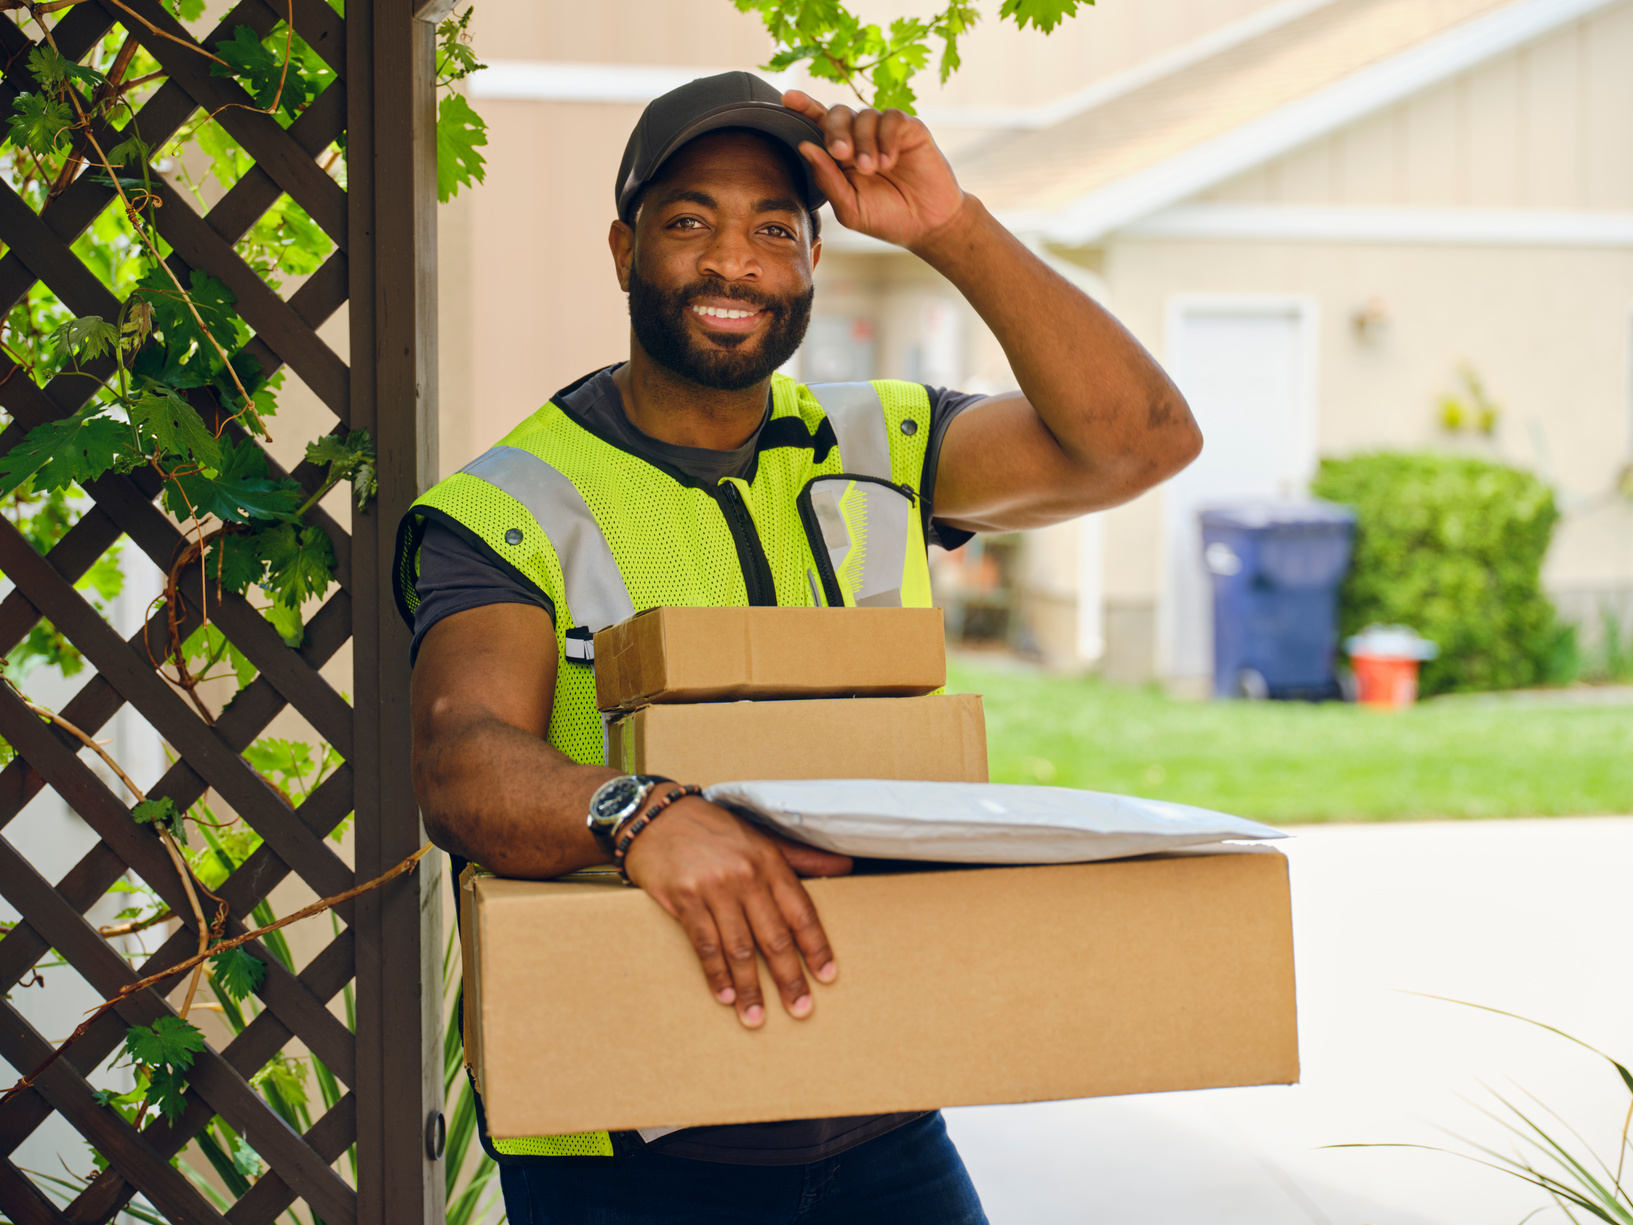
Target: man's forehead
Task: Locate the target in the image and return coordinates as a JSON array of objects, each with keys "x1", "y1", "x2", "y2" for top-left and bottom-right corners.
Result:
[{"x1": 648, "y1": 130, "x2": 801, "y2": 202}]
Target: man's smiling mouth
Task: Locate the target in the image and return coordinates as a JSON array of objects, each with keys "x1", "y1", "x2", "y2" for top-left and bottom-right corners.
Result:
[{"x1": 690, "y1": 304, "x2": 763, "y2": 320}]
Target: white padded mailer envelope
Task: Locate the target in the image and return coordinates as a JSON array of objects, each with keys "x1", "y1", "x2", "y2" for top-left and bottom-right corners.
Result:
[{"x1": 704, "y1": 779, "x2": 1285, "y2": 864}]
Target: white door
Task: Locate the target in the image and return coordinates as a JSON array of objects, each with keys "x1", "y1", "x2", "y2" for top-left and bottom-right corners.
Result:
[{"x1": 1158, "y1": 296, "x2": 1319, "y2": 686}]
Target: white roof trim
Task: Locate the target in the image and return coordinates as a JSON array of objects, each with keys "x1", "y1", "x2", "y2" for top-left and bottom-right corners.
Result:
[
  {"x1": 465, "y1": 0, "x2": 1338, "y2": 128},
  {"x1": 1122, "y1": 204, "x2": 1633, "y2": 246},
  {"x1": 1017, "y1": 0, "x2": 1624, "y2": 247},
  {"x1": 469, "y1": 61, "x2": 798, "y2": 105}
]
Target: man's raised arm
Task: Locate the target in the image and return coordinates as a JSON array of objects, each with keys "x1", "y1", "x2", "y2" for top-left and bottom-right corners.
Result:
[{"x1": 785, "y1": 91, "x2": 1203, "y2": 533}]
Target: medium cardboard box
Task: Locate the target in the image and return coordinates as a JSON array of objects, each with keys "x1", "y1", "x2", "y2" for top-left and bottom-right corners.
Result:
[
  {"x1": 593, "y1": 606, "x2": 947, "y2": 713},
  {"x1": 462, "y1": 847, "x2": 1298, "y2": 1137},
  {"x1": 608, "y1": 694, "x2": 988, "y2": 786}
]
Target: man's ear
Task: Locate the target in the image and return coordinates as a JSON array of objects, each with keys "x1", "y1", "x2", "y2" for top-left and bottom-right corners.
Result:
[
  {"x1": 609, "y1": 218, "x2": 635, "y2": 292},
  {"x1": 810, "y1": 236, "x2": 821, "y2": 273}
]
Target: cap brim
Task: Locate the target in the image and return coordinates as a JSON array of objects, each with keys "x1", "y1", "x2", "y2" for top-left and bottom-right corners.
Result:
[{"x1": 622, "y1": 101, "x2": 827, "y2": 219}]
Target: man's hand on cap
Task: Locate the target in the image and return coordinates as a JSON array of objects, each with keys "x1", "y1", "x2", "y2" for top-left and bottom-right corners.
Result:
[{"x1": 782, "y1": 90, "x2": 969, "y2": 254}]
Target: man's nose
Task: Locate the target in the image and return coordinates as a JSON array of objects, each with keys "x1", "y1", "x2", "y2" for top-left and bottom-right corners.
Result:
[{"x1": 697, "y1": 228, "x2": 760, "y2": 281}]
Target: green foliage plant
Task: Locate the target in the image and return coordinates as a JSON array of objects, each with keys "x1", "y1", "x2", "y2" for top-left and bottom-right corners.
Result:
[
  {"x1": 0, "y1": 2, "x2": 490, "y2": 1215},
  {"x1": 734, "y1": 0, "x2": 1090, "y2": 111},
  {"x1": 1311, "y1": 452, "x2": 1563, "y2": 696},
  {"x1": 1337, "y1": 1000, "x2": 1633, "y2": 1224}
]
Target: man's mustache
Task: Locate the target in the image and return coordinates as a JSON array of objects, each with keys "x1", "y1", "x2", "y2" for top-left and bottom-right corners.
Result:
[{"x1": 676, "y1": 283, "x2": 781, "y2": 314}]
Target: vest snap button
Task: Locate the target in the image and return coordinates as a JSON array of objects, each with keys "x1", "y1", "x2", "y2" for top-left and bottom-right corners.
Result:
[
  {"x1": 504, "y1": 528, "x2": 523, "y2": 545},
  {"x1": 900, "y1": 418, "x2": 918, "y2": 435}
]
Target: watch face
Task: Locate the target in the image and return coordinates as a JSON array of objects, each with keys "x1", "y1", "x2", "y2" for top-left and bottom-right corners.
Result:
[{"x1": 591, "y1": 778, "x2": 641, "y2": 824}]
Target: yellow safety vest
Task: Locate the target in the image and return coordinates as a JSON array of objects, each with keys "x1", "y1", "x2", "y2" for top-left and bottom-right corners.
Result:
[{"x1": 394, "y1": 372, "x2": 939, "y2": 1159}]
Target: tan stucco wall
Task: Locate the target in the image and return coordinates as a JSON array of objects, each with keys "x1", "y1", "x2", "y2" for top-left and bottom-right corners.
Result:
[
  {"x1": 1098, "y1": 235, "x2": 1633, "y2": 668},
  {"x1": 1201, "y1": 2, "x2": 1633, "y2": 209}
]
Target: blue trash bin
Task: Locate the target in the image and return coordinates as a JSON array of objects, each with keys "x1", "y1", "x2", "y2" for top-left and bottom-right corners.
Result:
[{"x1": 1199, "y1": 501, "x2": 1357, "y2": 700}]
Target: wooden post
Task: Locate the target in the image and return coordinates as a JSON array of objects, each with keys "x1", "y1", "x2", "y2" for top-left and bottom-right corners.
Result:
[{"x1": 348, "y1": 0, "x2": 444, "y2": 1221}]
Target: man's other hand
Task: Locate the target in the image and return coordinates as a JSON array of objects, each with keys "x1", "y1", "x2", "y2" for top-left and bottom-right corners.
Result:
[
  {"x1": 622, "y1": 798, "x2": 851, "y2": 1029},
  {"x1": 782, "y1": 89, "x2": 966, "y2": 252}
]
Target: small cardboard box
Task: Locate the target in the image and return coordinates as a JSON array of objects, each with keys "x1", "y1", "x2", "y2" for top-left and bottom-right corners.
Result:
[
  {"x1": 608, "y1": 694, "x2": 987, "y2": 786},
  {"x1": 462, "y1": 847, "x2": 1298, "y2": 1137},
  {"x1": 592, "y1": 607, "x2": 946, "y2": 713}
]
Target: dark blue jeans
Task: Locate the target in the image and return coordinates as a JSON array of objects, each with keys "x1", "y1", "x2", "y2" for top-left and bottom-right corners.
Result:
[{"x1": 497, "y1": 1112, "x2": 989, "y2": 1225}]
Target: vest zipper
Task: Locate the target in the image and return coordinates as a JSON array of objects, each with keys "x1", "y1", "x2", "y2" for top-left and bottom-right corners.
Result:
[{"x1": 715, "y1": 482, "x2": 777, "y2": 606}]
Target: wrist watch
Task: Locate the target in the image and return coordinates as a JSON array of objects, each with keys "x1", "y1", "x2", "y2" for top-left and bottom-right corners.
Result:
[{"x1": 586, "y1": 775, "x2": 671, "y2": 857}]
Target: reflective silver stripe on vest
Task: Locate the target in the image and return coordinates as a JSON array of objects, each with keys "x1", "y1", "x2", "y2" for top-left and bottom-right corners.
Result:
[
  {"x1": 807, "y1": 382, "x2": 892, "y2": 481},
  {"x1": 459, "y1": 445, "x2": 636, "y2": 640}
]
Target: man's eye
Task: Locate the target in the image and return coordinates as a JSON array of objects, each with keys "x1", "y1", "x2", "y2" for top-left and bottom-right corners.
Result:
[
  {"x1": 763, "y1": 224, "x2": 793, "y2": 239},
  {"x1": 671, "y1": 216, "x2": 703, "y2": 229}
]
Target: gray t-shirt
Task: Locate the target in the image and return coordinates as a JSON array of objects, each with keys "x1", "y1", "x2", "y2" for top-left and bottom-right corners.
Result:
[{"x1": 418, "y1": 367, "x2": 981, "y2": 1164}]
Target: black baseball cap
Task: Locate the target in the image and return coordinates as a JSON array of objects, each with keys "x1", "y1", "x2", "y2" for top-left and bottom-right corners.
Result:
[{"x1": 615, "y1": 71, "x2": 827, "y2": 224}]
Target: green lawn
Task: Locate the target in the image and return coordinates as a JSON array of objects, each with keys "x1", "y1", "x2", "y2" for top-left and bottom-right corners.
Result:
[{"x1": 947, "y1": 660, "x2": 1633, "y2": 824}]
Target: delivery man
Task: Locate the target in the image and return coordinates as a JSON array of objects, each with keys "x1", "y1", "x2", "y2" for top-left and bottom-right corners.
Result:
[{"x1": 400, "y1": 71, "x2": 1201, "y2": 1224}]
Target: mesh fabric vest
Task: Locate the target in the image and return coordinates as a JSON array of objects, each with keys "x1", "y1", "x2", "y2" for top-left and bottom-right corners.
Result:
[{"x1": 394, "y1": 371, "x2": 939, "y2": 1160}]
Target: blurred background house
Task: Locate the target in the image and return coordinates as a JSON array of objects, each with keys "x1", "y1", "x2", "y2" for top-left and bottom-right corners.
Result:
[{"x1": 441, "y1": 0, "x2": 1633, "y2": 695}]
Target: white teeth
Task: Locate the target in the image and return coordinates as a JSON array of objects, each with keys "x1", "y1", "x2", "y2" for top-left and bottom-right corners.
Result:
[{"x1": 692, "y1": 305, "x2": 758, "y2": 319}]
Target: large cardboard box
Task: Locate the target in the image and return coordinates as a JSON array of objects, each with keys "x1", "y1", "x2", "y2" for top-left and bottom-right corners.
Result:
[
  {"x1": 462, "y1": 848, "x2": 1298, "y2": 1137},
  {"x1": 608, "y1": 694, "x2": 988, "y2": 785},
  {"x1": 593, "y1": 607, "x2": 946, "y2": 713}
]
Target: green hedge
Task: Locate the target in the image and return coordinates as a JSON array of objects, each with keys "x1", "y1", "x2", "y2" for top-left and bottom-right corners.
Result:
[{"x1": 1311, "y1": 452, "x2": 1562, "y2": 695}]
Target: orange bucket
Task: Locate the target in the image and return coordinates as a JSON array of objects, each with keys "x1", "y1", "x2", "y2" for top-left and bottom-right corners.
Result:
[{"x1": 1351, "y1": 654, "x2": 1421, "y2": 708}]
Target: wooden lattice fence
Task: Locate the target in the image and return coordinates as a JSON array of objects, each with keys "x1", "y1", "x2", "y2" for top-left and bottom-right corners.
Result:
[{"x1": 0, "y1": 0, "x2": 441, "y2": 1220}]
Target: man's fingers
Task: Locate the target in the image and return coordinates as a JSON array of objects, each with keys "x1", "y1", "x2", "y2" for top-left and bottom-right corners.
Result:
[
  {"x1": 821, "y1": 103, "x2": 856, "y2": 160},
  {"x1": 851, "y1": 108, "x2": 881, "y2": 173},
  {"x1": 741, "y1": 884, "x2": 814, "y2": 1019},
  {"x1": 676, "y1": 900, "x2": 737, "y2": 1006},
  {"x1": 877, "y1": 108, "x2": 912, "y2": 170},
  {"x1": 711, "y1": 898, "x2": 769, "y2": 1029},
  {"x1": 772, "y1": 836, "x2": 853, "y2": 879},
  {"x1": 799, "y1": 141, "x2": 857, "y2": 217},
  {"x1": 781, "y1": 89, "x2": 826, "y2": 125},
  {"x1": 769, "y1": 873, "x2": 839, "y2": 987}
]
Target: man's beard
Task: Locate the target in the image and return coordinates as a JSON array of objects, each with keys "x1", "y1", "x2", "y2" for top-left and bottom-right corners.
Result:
[{"x1": 627, "y1": 264, "x2": 813, "y2": 392}]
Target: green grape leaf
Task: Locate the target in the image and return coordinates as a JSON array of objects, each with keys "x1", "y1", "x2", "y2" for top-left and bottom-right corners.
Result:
[
  {"x1": 250, "y1": 1054, "x2": 309, "y2": 1110},
  {"x1": 211, "y1": 26, "x2": 287, "y2": 110},
  {"x1": 130, "y1": 795, "x2": 179, "y2": 839},
  {"x1": 206, "y1": 531, "x2": 267, "y2": 595},
  {"x1": 436, "y1": 92, "x2": 487, "y2": 204},
  {"x1": 0, "y1": 405, "x2": 126, "y2": 498},
  {"x1": 130, "y1": 383, "x2": 222, "y2": 470},
  {"x1": 170, "y1": 0, "x2": 206, "y2": 19},
  {"x1": 165, "y1": 470, "x2": 302, "y2": 526},
  {"x1": 208, "y1": 946, "x2": 266, "y2": 1002},
  {"x1": 244, "y1": 736, "x2": 313, "y2": 784},
  {"x1": 435, "y1": 7, "x2": 486, "y2": 84},
  {"x1": 135, "y1": 267, "x2": 243, "y2": 377},
  {"x1": 8, "y1": 93, "x2": 76, "y2": 155},
  {"x1": 48, "y1": 315, "x2": 120, "y2": 362},
  {"x1": 232, "y1": 1135, "x2": 263, "y2": 1178},
  {"x1": 105, "y1": 133, "x2": 152, "y2": 168},
  {"x1": 147, "y1": 1065, "x2": 191, "y2": 1122},
  {"x1": 997, "y1": 0, "x2": 1090, "y2": 34},
  {"x1": 257, "y1": 522, "x2": 335, "y2": 608},
  {"x1": 264, "y1": 599, "x2": 305, "y2": 648},
  {"x1": 124, "y1": 1015, "x2": 206, "y2": 1073}
]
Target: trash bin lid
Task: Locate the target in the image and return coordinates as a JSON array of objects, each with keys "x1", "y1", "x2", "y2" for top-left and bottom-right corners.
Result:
[
  {"x1": 1345, "y1": 623, "x2": 1439, "y2": 660},
  {"x1": 1199, "y1": 500, "x2": 1356, "y2": 529}
]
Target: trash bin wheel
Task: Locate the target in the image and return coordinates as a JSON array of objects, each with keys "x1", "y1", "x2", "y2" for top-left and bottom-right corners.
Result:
[
  {"x1": 1337, "y1": 668, "x2": 1359, "y2": 703},
  {"x1": 1234, "y1": 668, "x2": 1270, "y2": 701}
]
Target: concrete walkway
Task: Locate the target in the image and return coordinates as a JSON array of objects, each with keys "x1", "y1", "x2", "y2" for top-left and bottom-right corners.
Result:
[{"x1": 945, "y1": 817, "x2": 1633, "y2": 1224}]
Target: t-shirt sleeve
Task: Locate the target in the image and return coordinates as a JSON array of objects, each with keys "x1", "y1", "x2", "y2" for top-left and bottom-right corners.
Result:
[
  {"x1": 920, "y1": 386, "x2": 988, "y2": 552},
  {"x1": 410, "y1": 520, "x2": 554, "y2": 665}
]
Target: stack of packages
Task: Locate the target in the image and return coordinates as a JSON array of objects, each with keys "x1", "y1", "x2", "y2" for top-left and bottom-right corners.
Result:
[{"x1": 461, "y1": 608, "x2": 1297, "y2": 1142}]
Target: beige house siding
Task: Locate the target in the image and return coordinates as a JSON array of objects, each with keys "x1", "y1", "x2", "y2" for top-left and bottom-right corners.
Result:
[{"x1": 1199, "y1": 1, "x2": 1633, "y2": 208}]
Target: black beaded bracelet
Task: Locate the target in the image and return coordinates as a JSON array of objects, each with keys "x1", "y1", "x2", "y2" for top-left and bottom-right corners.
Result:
[{"x1": 613, "y1": 784, "x2": 702, "y2": 885}]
